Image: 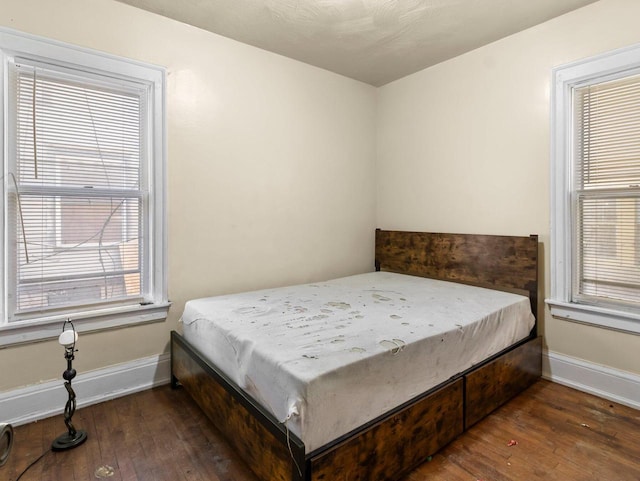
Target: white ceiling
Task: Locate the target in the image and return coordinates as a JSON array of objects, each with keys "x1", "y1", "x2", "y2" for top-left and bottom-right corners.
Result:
[{"x1": 116, "y1": 0, "x2": 598, "y2": 86}]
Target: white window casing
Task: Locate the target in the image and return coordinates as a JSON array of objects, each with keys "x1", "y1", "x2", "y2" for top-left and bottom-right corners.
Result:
[
  {"x1": 0, "y1": 28, "x2": 168, "y2": 346},
  {"x1": 549, "y1": 42, "x2": 640, "y2": 335}
]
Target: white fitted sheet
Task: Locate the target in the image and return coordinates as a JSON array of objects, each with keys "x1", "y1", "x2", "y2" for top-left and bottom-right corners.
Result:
[{"x1": 180, "y1": 272, "x2": 534, "y2": 453}]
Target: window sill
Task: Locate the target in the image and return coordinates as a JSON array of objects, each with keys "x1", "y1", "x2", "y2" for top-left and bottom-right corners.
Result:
[
  {"x1": 0, "y1": 302, "x2": 171, "y2": 348},
  {"x1": 546, "y1": 299, "x2": 640, "y2": 335}
]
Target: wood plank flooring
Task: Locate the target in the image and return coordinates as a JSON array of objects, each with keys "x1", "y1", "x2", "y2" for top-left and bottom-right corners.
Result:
[{"x1": 3, "y1": 380, "x2": 639, "y2": 481}]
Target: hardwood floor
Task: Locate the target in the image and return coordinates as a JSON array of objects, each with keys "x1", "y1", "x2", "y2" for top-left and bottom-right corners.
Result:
[{"x1": 3, "y1": 380, "x2": 639, "y2": 481}]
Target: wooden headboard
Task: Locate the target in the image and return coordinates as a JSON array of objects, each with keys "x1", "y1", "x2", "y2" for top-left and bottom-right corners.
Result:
[{"x1": 375, "y1": 229, "x2": 539, "y2": 321}]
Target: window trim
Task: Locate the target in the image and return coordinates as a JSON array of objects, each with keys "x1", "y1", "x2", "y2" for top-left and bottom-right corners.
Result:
[
  {"x1": 0, "y1": 28, "x2": 169, "y2": 346},
  {"x1": 548, "y1": 41, "x2": 640, "y2": 335}
]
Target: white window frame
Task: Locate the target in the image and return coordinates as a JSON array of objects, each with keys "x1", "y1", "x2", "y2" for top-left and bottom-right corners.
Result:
[
  {"x1": 548, "y1": 42, "x2": 640, "y2": 335},
  {"x1": 0, "y1": 28, "x2": 169, "y2": 346}
]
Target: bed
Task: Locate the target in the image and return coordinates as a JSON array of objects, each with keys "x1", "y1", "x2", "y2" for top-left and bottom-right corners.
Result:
[{"x1": 171, "y1": 229, "x2": 541, "y2": 481}]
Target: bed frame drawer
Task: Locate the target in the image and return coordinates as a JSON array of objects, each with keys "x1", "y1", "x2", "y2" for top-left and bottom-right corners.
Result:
[
  {"x1": 464, "y1": 336, "x2": 542, "y2": 428},
  {"x1": 309, "y1": 378, "x2": 464, "y2": 481}
]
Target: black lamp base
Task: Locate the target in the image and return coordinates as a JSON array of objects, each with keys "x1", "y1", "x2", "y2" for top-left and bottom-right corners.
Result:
[{"x1": 51, "y1": 430, "x2": 87, "y2": 451}]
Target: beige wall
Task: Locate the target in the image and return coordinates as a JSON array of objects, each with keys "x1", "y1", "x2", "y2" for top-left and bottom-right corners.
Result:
[
  {"x1": 2, "y1": 0, "x2": 639, "y2": 395},
  {"x1": 0, "y1": 0, "x2": 377, "y2": 391},
  {"x1": 376, "y1": 0, "x2": 640, "y2": 375}
]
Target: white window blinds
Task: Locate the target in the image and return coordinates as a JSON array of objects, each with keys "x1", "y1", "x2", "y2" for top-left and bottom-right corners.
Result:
[
  {"x1": 7, "y1": 59, "x2": 148, "y2": 319},
  {"x1": 573, "y1": 73, "x2": 640, "y2": 309}
]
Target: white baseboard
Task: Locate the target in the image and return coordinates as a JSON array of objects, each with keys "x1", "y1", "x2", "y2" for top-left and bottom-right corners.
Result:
[
  {"x1": 0, "y1": 353, "x2": 171, "y2": 426},
  {"x1": 543, "y1": 350, "x2": 640, "y2": 410}
]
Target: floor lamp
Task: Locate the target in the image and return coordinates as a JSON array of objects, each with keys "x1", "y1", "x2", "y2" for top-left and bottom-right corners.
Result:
[{"x1": 51, "y1": 320, "x2": 87, "y2": 451}]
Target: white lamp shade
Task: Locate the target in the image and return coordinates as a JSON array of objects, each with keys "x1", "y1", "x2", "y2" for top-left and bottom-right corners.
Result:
[{"x1": 58, "y1": 329, "x2": 78, "y2": 347}]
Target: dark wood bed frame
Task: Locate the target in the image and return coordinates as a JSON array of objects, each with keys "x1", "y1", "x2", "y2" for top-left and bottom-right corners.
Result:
[{"x1": 171, "y1": 229, "x2": 542, "y2": 481}]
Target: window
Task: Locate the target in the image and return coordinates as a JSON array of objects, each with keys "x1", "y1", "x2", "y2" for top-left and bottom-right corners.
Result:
[
  {"x1": 0, "y1": 29, "x2": 168, "y2": 345},
  {"x1": 549, "y1": 43, "x2": 640, "y2": 334}
]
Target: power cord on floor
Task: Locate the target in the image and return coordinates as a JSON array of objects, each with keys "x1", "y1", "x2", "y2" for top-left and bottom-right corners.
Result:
[{"x1": 15, "y1": 448, "x2": 50, "y2": 481}]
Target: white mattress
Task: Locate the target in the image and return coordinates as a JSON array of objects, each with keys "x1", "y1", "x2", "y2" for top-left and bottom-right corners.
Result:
[{"x1": 180, "y1": 272, "x2": 534, "y2": 453}]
